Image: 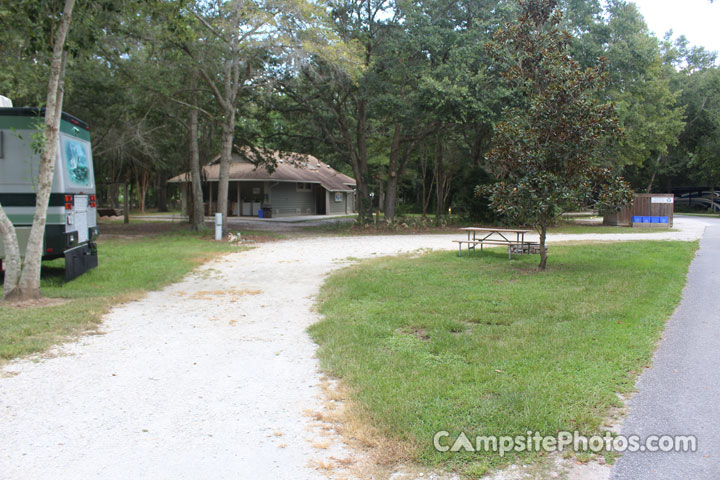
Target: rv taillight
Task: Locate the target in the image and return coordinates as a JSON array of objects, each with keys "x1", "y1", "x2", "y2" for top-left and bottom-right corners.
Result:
[
  {"x1": 89, "y1": 194, "x2": 97, "y2": 208},
  {"x1": 65, "y1": 194, "x2": 74, "y2": 210}
]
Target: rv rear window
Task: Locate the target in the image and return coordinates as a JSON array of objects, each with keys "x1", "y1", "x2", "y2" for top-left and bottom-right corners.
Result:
[{"x1": 63, "y1": 137, "x2": 91, "y2": 186}]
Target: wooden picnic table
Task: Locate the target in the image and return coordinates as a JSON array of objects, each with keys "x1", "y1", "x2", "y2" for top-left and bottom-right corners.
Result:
[{"x1": 454, "y1": 227, "x2": 536, "y2": 258}]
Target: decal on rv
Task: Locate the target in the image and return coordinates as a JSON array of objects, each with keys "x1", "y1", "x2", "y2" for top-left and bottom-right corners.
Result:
[{"x1": 64, "y1": 137, "x2": 90, "y2": 186}]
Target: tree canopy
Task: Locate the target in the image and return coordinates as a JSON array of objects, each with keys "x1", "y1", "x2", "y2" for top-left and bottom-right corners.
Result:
[
  {"x1": 1, "y1": 0, "x2": 719, "y2": 288},
  {"x1": 481, "y1": 0, "x2": 633, "y2": 269}
]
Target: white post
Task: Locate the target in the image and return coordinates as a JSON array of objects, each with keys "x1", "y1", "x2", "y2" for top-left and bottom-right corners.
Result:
[{"x1": 215, "y1": 212, "x2": 222, "y2": 240}]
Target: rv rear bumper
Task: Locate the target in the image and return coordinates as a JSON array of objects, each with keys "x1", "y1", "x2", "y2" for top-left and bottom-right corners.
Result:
[{"x1": 64, "y1": 242, "x2": 98, "y2": 282}]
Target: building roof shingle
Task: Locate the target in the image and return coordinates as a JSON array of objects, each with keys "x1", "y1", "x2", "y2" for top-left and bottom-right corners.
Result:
[{"x1": 168, "y1": 148, "x2": 356, "y2": 192}]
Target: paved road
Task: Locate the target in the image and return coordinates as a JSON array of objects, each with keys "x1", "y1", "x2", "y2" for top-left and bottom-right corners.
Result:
[{"x1": 612, "y1": 216, "x2": 720, "y2": 479}]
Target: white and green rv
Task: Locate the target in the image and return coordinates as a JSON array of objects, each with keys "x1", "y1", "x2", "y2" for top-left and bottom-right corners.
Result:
[{"x1": 0, "y1": 97, "x2": 99, "y2": 281}]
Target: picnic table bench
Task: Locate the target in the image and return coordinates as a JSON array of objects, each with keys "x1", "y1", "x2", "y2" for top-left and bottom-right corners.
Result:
[
  {"x1": 453, "y1": 227, "x2": 546, "y2": 259},
  {"x1": 97, "y1": 207, "x2": 122, "y2": 217}
]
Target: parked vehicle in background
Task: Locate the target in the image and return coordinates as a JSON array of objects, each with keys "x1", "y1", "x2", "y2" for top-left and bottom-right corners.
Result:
[
  {"x1": 0, "y1": 96, "x2": 99, "y2": 281},
  {"x1": 676, "y1": 191, "x2": 720, "y2": 212}
]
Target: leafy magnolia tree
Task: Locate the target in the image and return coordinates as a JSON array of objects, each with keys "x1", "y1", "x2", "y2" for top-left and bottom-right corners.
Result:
[{"x1": 481, "y1": 0, "x2": 632, "y2": 270}]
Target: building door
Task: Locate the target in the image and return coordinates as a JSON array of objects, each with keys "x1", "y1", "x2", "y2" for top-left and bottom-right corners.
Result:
[{"x1": 315, "y1": 186, "x2": 326, "y2": 215}]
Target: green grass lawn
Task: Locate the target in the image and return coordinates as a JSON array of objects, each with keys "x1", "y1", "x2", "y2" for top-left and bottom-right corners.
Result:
[
  {"x1": 0, "y1": 230, "x2": 238, "y2": 363},
  {"x1": 310, "y1": 241, "x2": 697, "y2": 475}
]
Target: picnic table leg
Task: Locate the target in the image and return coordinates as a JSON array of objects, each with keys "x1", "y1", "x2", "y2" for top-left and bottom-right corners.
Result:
[{"x1": 458, "y1": 242, "x2": 462, "y2": 257}]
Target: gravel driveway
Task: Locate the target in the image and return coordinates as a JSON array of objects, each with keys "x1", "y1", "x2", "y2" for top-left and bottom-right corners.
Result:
[{"x1": 0, "y1": 220, "x2": 708, "y2": 480}]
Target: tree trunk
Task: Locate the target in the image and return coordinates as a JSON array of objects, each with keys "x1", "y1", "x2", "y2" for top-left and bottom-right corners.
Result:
[
  {"x1": 110, "y1": 183, "x2": 119, "y2": 208},
  {"x1": 123, "y1": 182, "x2": 130, "y2": 224},
  {"x1": 136, "y1": 169, "x2": 150, "y2": 213},
  {"x1": 538, "y1": 224, "x2": 548, "y2": 270},
  {"x1": 434, "y1": 137, "x2": 448, "y2": 218},
  {"x1": 156, "y1": 174, "x2": 168, "y2": 212},
  {"x1": 354, "y1": 98, "x2": 372, "y2": 223},
  {"x1": 189, "y1": 104, "x2": 205, "y2": 230},
  {"x1": 383, "y1": 124, "x2": 403, "y2": 222},
  {"x1": 17, "y1": 0, "x2": 75, "y2": 300},
  {"x1": 384, "y1": 175, "x2": 398, "y2": 222},
  {"x1": 432, "y1": 135, "x2": 454, "y2": 219},
  {"x1": 0, "y1": 203, "x2": 21, "y2": 300},
  {"x1": 710, "y1": 184, "x2": 717, "y2": 213},
  {"x1": 216, "y1": 115, "x2": 235, "y2": 230},
  {"x1": 646, "y1": 153, "x2": 662, "y2": 193},
  {"x1": 420, "y1": 150, "x2": 434, "y2": 219},
  {"x1": 377, "y1": 179, "x2": 384, "y2": 215}
]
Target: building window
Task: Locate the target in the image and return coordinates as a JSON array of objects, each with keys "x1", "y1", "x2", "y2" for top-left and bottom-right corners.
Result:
[
  {"x1": 296, "y1": 182, "x2": 312, "y2": 192},
  {"x1": 334, "y1": 192, "x2": 343, "y2": 202}
]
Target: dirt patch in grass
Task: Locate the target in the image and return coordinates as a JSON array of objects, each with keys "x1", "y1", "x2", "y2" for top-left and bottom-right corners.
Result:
[
  {"x1": 185, "y1": 289, "x2": 263, "y2": 300},
  {"x1": 4, "y1": 297, "x2": 69, "y2": 309},
  {"x1": 308, "y1": 377, "x2": 422, "y2": 479}
]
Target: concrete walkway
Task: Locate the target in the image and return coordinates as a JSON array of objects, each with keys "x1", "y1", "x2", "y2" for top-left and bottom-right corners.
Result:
[{"x1": 612, "y1": 216, "x2": 720, "y2": 479}]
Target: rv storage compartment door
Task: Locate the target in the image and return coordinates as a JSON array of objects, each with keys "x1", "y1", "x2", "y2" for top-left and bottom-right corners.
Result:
[{"x1": 74, "y1": 195, "x2": 89, "y2": 243}]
